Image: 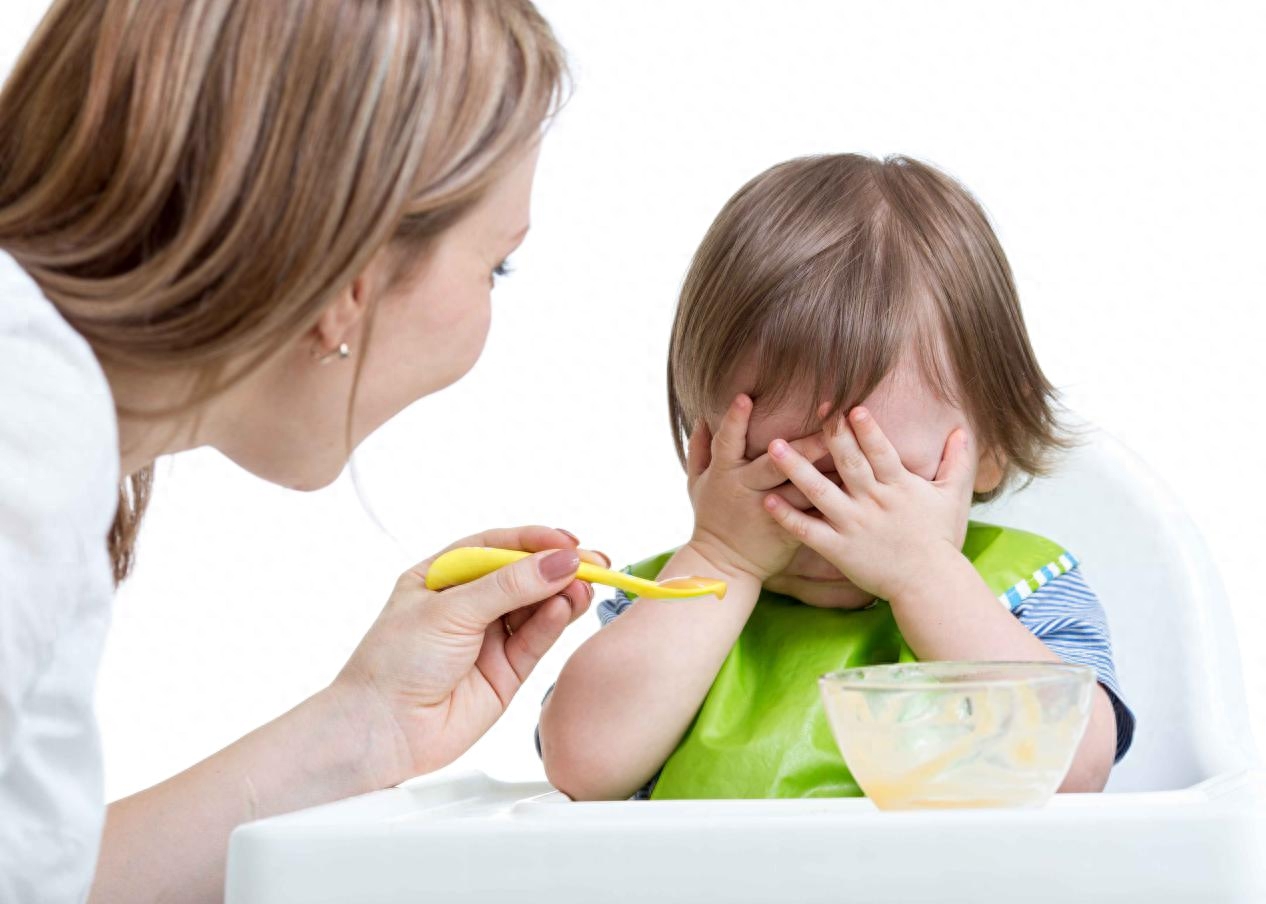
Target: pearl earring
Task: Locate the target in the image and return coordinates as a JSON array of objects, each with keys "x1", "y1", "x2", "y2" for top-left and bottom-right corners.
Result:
[{"x1": 316, "y1": 341, "x2": 351, "y2": 364}]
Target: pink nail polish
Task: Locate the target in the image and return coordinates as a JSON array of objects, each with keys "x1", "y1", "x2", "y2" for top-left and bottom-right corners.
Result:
[
  {"x1": 771, "y1": 440, "x2": 788, "y2": 458},
  {"x1": 540, "y1": 549, "x2": 581, "y2": 581},
  {"x1": 556, "y1": 527, "x2": 581, "y2": 545}
]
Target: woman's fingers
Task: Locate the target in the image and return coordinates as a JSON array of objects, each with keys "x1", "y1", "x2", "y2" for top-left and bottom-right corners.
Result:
[
  {"x1": 441, "y1": 548, "x2": 581, "y2": 628},
  {"x1": 500, "y1": 596, "x2": 574, "y2": 685},
  {"x1": 503, "y1": 577, "x2": 592, "y2": 635},
  {"x1": 560, "y1": 578, "x2": 594, "y2": 622},
  {"x1": 710, "y1": 393, "x2": 753, "y2": 466},
  {"x1": 848, "y1": 407, "x2": 904, "y2": 483},
  {"x1": 768, "y1": 438, "x2": 850, "y2": 523},
  {"x1": 744, "y1": 432, "x2": 831, "y2": 490},
  {"x1": 823, "y1": 410, "x2": 875, "y2": 492}
]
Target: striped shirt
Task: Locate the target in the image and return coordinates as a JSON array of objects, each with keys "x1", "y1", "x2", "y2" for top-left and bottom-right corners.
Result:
[{"x1": 575, "y1": 566, "x2": 1135, "y2": 798}]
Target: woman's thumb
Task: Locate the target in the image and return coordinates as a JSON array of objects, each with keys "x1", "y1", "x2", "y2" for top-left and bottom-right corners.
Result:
[{"x1": 450, "y1": 549, "x2": 581, "y2": 625}]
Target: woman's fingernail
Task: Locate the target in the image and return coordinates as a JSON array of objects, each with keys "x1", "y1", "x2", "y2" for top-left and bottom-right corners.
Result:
[
  {"x1": 556, "y1": 528, "x2": 581, "y2": 545},
  {"x1": 770, "y1": 440, "x2": 788, "y2": 458},
  {"x1": 540, "y1": 549, "x2": 581, "y2": 581},
  {"x1": 595, "y1": 550, "x2": 612, "y2": 568},
  {"x1": 852, "y1": 406, "x2": 869, "y2": 422}
]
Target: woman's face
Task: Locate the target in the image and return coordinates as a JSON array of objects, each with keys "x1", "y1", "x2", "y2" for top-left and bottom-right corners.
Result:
[{"x1": 216, "y1": 146, "x2": 540, "y2": 490}]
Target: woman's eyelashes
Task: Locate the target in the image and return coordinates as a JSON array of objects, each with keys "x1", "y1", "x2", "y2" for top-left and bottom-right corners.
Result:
[{"x1": 491, "y1": 258, "x2": 514, "y2": 283}]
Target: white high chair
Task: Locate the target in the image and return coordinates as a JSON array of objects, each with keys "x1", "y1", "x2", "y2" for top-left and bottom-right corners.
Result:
[
  {"x1": 226, "y1": 431, "x2": 1265, "y2": 904},
  {"x1": 975, "y1": 429, "x2": 1259, "y2": 791}
]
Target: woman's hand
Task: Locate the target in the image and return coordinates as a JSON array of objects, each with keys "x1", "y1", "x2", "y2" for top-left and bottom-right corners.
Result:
[
  {"x1": 332, "y1": 525, "x2": 596, "y2": 787},
  {"x1": 763, "y1": 406, "x2": 976, "y2": 603},
  {"x1": 687, "y1": 394, "x2": 829, "y2": 581},
  {"x1": 91, "y1": 526, "x2": 595, "y2": 904}
]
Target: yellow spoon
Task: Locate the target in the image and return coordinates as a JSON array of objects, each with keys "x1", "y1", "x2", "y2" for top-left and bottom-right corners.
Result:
[{"x1": 425, "y1": 547, "x2": 727, "y2": 600}]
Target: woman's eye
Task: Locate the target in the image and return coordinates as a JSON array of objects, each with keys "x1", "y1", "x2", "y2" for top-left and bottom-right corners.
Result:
[{"x1": 492, "y1": 258, "x2": 513, "y2": 281}]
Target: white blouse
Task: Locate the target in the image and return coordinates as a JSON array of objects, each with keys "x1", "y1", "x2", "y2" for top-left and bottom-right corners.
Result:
[{"x1": 0, "y1": 252, "x2": 118, "y2": 901}]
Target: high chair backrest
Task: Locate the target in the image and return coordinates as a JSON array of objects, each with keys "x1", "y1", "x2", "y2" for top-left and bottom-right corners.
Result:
[{"x1": 976, "y1": 429, "x2": 1257, "y2": 791}]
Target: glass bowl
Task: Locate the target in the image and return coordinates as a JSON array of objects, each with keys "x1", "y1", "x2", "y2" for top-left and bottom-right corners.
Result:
[{"x1": 819, "y1": 662, "x2": 1095, "y2": 810}]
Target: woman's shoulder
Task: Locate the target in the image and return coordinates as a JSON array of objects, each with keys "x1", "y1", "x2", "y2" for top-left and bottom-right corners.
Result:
[{"x1": 0, "y1": 252, "x2": 118, "y2": 540}]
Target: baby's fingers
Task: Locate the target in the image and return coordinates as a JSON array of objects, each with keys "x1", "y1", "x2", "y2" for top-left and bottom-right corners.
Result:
[
  {"x1": 768, "y1": 439, "x2": 849, "y2": 523},
  {"x1": 763, "y1": 493, "x2": 837, "y2": 551},
  {"x1": 824, "y1": 410, "x2": 876, "y2": 492},
  {"x1": 745, "y1": 432, "x2": 830, "y2": 490},
  {"x1": 934, "y1": 428, "x2": 976, "y2": 495},
  {"x1": 711, "y1": 394, "x2": 754, "y2": 466},
  {"x1": 772, "y1": 472, "x2": 842, "y2": 511},
  {"x1": 849, "y1": 407, "x2": 904, "y2": 483}
]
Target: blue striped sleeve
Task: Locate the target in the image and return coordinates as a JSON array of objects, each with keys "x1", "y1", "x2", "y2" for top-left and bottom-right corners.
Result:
[
  {"x1": 596, "y1": 588, "x2": 635, "y2": 625},
  {"x1": 1013, "y1": 566, "x2": 1136, "y2": 763}
]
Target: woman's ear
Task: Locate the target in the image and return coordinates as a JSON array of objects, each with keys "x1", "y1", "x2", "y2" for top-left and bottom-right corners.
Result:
[
  {"x1": 974, "y1": 447, "x2": 1007, "y2": 494},
  {"x1": 313, "y1": 268, "x2": 374, "y2": 354}
]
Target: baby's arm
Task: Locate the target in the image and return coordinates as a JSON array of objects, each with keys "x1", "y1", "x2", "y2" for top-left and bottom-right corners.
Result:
[
  {"x1": 540, "y1": 396, "x2": 827, "y2": 800},
  {"x1": 764, "y1": 406, "x2": 1119, "y2": 791},
  {"x1": 539, "y1": 545, "x2": 760, "y2": 800},
  {"x1": 881, "y1": 545, "x2": 1119, "y2": 791}
]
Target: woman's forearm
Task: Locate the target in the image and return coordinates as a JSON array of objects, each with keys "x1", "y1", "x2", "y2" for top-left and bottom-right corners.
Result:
[
  {"x1": 540, "y1": 545, "x2": 759, "y2": 800},
  {"x1": 888, "y1": 547, "x2": 1116, "y2": 792},
  {"x1": 89, "y1": 682, "x2": 395, "y2": 904}
]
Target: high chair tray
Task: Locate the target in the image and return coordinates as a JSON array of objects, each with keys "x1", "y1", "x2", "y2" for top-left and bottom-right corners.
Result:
[{"x1": 226, "y1": 769, "x2": 1266, "y2": 903}]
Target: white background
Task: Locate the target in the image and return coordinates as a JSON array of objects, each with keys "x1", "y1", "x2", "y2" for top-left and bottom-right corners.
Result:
[{"x1": 2, "y1": 0, "x2": 1263, "y2": 801}]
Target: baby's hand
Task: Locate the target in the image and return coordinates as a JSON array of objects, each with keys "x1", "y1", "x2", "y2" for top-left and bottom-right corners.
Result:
[
  {"x1": 763, "y1": 406, "x2": 976, "y2": 604},
  {"x1": 687, "y1": 394, "x2": 828, "y2": 582}
]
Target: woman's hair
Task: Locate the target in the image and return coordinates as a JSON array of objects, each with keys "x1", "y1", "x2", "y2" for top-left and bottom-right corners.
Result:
[
  {"x1": 668, "y1": 153, "x2": 1070, "y2": 501},
  {"x1": 0, "y1": 0, "x2": 567, "y2": 582}
]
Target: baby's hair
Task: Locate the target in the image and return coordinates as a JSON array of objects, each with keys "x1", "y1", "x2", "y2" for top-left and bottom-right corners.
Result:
[{"x1": 667, "y1": 153, "x2": 1070, "y2": 501}]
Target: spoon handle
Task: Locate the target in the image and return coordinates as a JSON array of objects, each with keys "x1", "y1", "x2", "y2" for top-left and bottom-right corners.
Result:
[
  {"x1": 425, "y1": 547, "x2": 722, "y2": 600},
  {"x1": 425, "y1": 545, "x2": 642, "y2": 592},
  {"x1": 425, "y1": 547, "x2": 531, "y2": 590}
]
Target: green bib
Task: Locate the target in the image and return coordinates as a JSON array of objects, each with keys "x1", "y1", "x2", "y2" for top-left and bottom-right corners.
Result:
[{"x1": 625, "y1": 522, "x2": 1075, "y2": 800}]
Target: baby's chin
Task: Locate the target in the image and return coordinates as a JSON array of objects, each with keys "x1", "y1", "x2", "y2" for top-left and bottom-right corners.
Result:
[{"x1": 762, "y1": 574, "x2": 877, "y2": 610}]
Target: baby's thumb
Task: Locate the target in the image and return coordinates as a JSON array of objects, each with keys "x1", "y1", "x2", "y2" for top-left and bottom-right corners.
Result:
[
  {"x1": 449, "y1": 549, "x2": 582, "y2": 626},
  {"x1": 934, "y1": 429, "x2": 976, "y2": 491}
]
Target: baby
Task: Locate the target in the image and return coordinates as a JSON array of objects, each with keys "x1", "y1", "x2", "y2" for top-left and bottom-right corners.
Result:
[{"x1": 538, "y1": 154, "x2": 1135, "y2": 800}]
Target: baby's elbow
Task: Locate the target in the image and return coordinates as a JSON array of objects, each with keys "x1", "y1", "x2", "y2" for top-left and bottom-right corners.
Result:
[
  {"x1": 1059, "y1": 758, "x2": 1110, "y2": 793},
  {"x1": 541, "y1": 735, "x2": 621, "y2": 801},
  {"x1": 1059, "y1": 687, "x2": 1116, "y2": 792},
  {"x1": 538, "y1": 703, "x2": 622, "y2": 801},
  {"x1": 543, "y1": 750, "x2": 607, "y2": 801}
]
